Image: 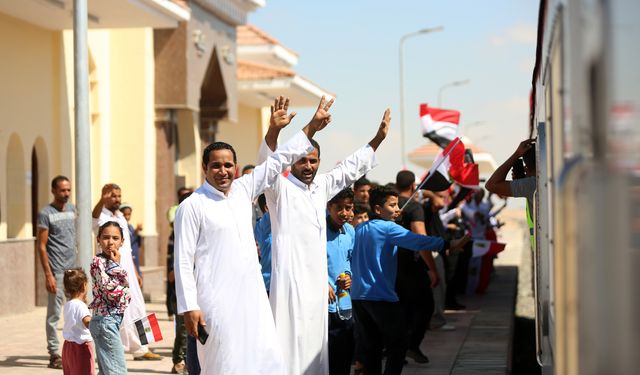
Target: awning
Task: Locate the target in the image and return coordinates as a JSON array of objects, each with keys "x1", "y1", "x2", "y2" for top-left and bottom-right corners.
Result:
[
  {"x1": 0, "y1": 0, "x2": 190, "y2": 30},
  {"x1": 237, "y1": 60, "x2": 334, "y2": 107}
]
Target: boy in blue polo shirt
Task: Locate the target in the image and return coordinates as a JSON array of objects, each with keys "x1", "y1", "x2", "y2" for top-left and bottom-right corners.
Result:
[
  {"x1": 351, "y1": 185, "x2": 469, "y2": 375},
  {"x1": 326, "y1": 188, "x2": 356, "y2": 375}
]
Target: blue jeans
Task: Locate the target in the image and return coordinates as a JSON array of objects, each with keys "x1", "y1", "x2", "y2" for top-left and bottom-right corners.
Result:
[
  {"x1": 90, "y1": 314, "x2": 127, "y2": 375},
  {"x1": 46, "y1": 272, "x2": 65, "y2": 355}
]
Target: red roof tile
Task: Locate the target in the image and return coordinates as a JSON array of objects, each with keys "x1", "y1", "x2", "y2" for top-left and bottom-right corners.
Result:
[
  {"x1": 237, "y1": 24, "x2": 298, "y2": 56},
  {"x1": 237, "y1": 60, "x2": 295, "y2": 80}
]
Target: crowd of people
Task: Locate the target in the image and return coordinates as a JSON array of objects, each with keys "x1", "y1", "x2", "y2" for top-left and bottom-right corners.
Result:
[{"x1": 36, "y1": 95, "x2": 535, "y2": 375}]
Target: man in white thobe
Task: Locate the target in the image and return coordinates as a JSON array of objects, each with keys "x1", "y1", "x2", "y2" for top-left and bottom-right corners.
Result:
[
  {"x1": 92, "y1": 184, "x2": 162, "y2": 361},
  {"x1": 174, "y1": 112, "x2": 328, "y2": 375},
  {"x1": 259, "y1": 97, "x2": 391, "y2": 375}
]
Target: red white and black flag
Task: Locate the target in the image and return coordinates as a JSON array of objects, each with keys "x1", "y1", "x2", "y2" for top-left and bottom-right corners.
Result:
[
  {"x1": 134, "y1": 313, "x2": 163, "y2": 345},
  {"x1": 420, "y1": 104, "x2": 460, "y2": 149},
  {"x1": 417, "y1": 137, "x2": 480, "y2": 192}
]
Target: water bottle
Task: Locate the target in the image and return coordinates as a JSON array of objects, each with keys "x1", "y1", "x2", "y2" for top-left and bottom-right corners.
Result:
[{"x1": 336, "y1": 273, "x2": 352, "y2": 320}]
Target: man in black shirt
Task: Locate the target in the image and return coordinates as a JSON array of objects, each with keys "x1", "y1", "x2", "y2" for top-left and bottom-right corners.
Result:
[{"x1": 394, "y1": 171, "x2": 439, "y2": 364}]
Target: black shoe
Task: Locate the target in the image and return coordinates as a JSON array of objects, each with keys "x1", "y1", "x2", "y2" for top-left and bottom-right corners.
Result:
[
  {"x1": 406, "y1": 348, "x2": 430, "y2": 363},
  {"x1": 446, "y1": 301, "x2": 466, "y2": 310}
]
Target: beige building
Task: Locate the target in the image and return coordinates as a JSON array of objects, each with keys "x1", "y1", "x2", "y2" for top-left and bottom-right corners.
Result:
[{"x1": 0, "y1": 1, "x2": 330, "y2": 316}]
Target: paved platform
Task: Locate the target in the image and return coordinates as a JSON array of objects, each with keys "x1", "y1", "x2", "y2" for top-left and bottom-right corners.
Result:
[
  {"x1": 1, "y1": 211, "x2": 525, "y2": 374},
  {"x1": 0, "y1": 302, "x2": 177, "y2": 374}
]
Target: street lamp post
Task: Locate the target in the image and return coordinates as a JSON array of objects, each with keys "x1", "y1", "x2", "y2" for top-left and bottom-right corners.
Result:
[
  {"x1": 399, "y1": 26, "x2": 443, "y2": 168},
  {"x1": 437, "y1": 79, "x2": 470, "y2": 107}
]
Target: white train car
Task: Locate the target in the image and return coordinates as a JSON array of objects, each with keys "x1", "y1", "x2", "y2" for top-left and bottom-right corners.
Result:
[{"x1": 530, "y1": 0, "x2": 640, "y2": 373}]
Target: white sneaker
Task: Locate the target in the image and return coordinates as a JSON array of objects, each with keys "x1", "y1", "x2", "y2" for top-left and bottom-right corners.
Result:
[{"x1": 437, "y1": 324, "x2": 456, "y2": 331}]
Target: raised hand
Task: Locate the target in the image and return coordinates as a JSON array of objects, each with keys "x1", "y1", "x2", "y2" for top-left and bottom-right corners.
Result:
[
  {"x1": 308, "y1": 95, "x2": 334, "y2": 132},
  {"x1": 100, "y1": 183, "x2": 117, "y2": 203},
  {"x1": 368, "y1": 108, "x2": 391, "y2": 151},
  {"x1": 270, "y1": 96, "x2": 297, "y2": 131},
  {"x1": 515, "y1": 138, "x2": 535, "y2": 157}
]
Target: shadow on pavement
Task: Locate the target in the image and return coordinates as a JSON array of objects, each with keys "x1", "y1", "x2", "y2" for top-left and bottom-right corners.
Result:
[
  {"x1": 512, "y1": 316, "x2": 541, "y2": 375},
  {"x1": 0, "y1": 355, "x2": 49, "y2": 368}
]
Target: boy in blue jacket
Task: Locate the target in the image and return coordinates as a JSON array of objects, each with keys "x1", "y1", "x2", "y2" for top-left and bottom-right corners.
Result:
[{"x1": 351, "y1": 185, "x2": 469, "y2": 375}]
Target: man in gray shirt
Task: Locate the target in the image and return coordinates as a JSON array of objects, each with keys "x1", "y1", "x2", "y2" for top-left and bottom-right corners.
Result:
[{"x1": 37, "y1": 175, "x2": 76, "y2": 369}]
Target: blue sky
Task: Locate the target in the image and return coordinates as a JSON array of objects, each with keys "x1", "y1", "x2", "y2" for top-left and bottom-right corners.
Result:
[{"x1": 250, "y1": 0, "x2": 539, "y2": 184}]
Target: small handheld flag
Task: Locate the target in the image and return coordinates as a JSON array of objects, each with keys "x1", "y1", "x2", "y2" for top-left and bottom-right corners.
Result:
[{"x1": 134, "y1": 313, "x2": 163, "y2": 345}]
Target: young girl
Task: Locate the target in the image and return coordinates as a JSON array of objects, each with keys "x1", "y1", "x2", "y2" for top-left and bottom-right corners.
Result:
[
  {"x1": 89, "y1": 221, "x2": 131, "y2": 374},
  {"x1": 62, "y1": 268, "x2": 95, "y2": 375}
]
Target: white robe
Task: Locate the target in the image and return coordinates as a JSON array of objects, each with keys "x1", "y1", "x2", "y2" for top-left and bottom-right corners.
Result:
[
  {"x1": 94, "y1": 208, "x2": 148, "y2": 356},
  {"x1": 174, "y1": 131, "x2": 313, "y2": 375},
  {"x1": 259, "y1": 141, "x2": 377, "y2": 375}
]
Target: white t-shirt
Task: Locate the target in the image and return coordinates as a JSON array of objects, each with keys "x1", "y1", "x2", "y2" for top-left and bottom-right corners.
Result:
[{"x1": 63, "y1": 299, "x2": 92, "y2": 344}]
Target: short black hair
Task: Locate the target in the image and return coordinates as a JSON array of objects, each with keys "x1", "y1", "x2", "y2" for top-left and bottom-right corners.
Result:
[
  {"x1": 177, "y1": 186, "x2": 191, "y2": 199},
  {"x1": 523, "y1": 145, "x2": 536, "y2": 170},
  {"x1": 309, "y1": 138, "x2": 320, "y2": 158},
  {"x1": 354, "y1": 176, "x2": 371, "y2": 189},
  {"x1": 369, "y1": 185, "x2": 398, "y2": 210},
  {"x1": 51, "y1": 175, "x2": 69, "y2": 189},
  {"x1": 242, "y1": 164, "x2": 255, "y2": 173},
  {"x1": 97, "y1": 221, "x2": 124, "y2": 239},
  {"x1": 511, "y1": 158, "x2": 526, "y2": 179},
  {"x1": 328, "y1": 188, "x2": 354, "y2": 205},
  {"x1": 257, "y1": 193, "x2": 268, "y2": 213},
  {"x1": 354, "y1": 203, "x2": 370, "y2": 215},
  {"x1": 395, "y1": 170, "x2": 415, "y2": 191},
  {"x1": 202, "y1": 142, "x2": 237, "y2": 166},
  {"x1": 178, "y1": 191, "x2": 193, "y2": 204}
]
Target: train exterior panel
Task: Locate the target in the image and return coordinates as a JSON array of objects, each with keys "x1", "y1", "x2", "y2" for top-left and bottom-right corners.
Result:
[{"x1": 531, "y1": 0, "x2": 640, "y2": 374}]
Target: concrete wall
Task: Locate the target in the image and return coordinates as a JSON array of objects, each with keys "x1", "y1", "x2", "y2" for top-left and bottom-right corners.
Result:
[
  {"x1": 0, "y1": 239, "x2": 36, "y2": 316},
  {"x1": 0, "y1": 13, "x2": 64, "y2": 242}
]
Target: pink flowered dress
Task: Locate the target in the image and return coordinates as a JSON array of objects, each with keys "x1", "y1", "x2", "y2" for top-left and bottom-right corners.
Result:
[{"x1": 89, "y1": 254, "x2": 131, "y2": 316}]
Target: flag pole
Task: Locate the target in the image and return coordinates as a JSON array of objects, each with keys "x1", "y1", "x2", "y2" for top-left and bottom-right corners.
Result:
[{"x1": 400, "y1": 138, "x2": 461, "y2": 211}]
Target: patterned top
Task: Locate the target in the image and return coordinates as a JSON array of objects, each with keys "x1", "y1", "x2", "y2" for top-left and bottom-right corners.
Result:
[{"x1": 89, "y1": 254, "x2": 131, "y2": 316}]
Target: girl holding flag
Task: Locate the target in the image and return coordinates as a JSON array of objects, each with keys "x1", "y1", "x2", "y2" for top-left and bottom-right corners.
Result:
[{"x1": 89, "y1": 221, "x2": 131, "y2": 374}]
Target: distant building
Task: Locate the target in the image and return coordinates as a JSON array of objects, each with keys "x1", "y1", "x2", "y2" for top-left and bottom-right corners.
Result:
[{"x1": 2, "y1": 0, "x2": 330, "y2": 315}]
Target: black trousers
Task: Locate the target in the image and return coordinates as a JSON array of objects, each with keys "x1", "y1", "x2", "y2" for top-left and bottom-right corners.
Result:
[
  {"x1": 353, "y1": 300, "x2": 408, "y2": 375},
  {"x1": 400, "y1": 284, "x2": 434, "y2": 350},
  {"x1": 396, "y1": 252, "x2": 435, "y2": 351},
  {"x1": 447, "y1": 242, "x2": 472, "y2": 301},
  {"x1": 328, "y1": 312, "x2": 354, "y2": 375}
]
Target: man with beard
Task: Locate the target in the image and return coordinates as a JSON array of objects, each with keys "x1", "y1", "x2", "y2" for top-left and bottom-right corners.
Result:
[
  {"x1": 92, "y1": 183, "x2": 162, "y2": 361},
  {"x1": 258, "y1": 96, "x2": 391, "y2": 375},
  {"x1": 37, "y1": 176, "x2": 77, "y2": 369}
]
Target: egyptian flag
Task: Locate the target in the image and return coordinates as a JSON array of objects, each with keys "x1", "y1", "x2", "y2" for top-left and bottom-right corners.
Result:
[
  {"x1": 134, "y1": 313, "x2": 163, "y2": 345},
  {"x1": 420, "y1": 104, "x2": 460, "y2": 148},
  {"x1": 418, "y1": 138, "x2": 480, "y2": 191}
]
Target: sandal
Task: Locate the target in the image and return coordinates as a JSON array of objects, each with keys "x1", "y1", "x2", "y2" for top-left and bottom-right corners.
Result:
[{"x1": 48, "y1": 354, "x2": 63, "y2": 369}]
